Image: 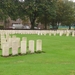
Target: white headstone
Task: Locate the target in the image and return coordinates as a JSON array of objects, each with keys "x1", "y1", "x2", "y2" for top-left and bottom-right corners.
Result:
[
  {"x1": 49, "y1": 32, "x2": 51, "y2": 36},
  {"x1": 22, "y1": 37, "x2": 27, "y2": 41},
  {"x1": 29, "y1": 40, "x2": 34, "y2": 53},
  {"x1": 36, "y1": 40, "x2": 42, "y2": 52},
  {"x1": 72, "y1": 31, "x2": 74, "y2": 37},
  {"x1": 66, "y1": 30, "x2": 69, "y2": 36},
  {"x1": 12, "y1": 35, "x2": 16, "y2": 38},
  {"x1": 59, "y1": 32, "x2": 63, "y2": 36},
  {"x1": 1, "y1": 38, "x2": 6, "y2": 49},
  {"x1": 12, "y1": 41, "x2": 18, "y2": 55},
  {"x1": 38, "y1": 32, "x2": 40, "y2": 35},
  {"x1": 2, "y1": 43, "x2": 9, "y2": 56},
  {"x1": 16, "y1": 38, "x2": 20, "y2": 48},
  {"x1": 66, "y1": 32, "x2": 69, "y2": 36},
  {"x1": 21, "y1": 41, "x2": 27, "y2": 54},
  {"x1": 6, "y1": 34, "x2": 10, "y2": 41},
  {"x1": 8, "y1": 38, "x2": 12, "y2": 48},
  {"x1": 54, "y1": 31, "x2": 56, "y2": 36}
]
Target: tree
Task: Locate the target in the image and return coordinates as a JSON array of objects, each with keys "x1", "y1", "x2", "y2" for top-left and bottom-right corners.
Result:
[
  {"x1": 37, "y1": 0, "x2": 57, "y2": 29},
  {"x1": 56, "y1": 0, "x2": 75, "y2": 29},
  {"x1": 2, "y1": 0, "x2": 56, "y2": 29},
  {"x1": 16, "y1": 0, "x2": 57, "y2": 29},
  {"x1": 0, "y1": 0, "x2": 9, "y2": 28},
  {"x1": 2, "y1": 0, "x2": 57, "y2": 29}
]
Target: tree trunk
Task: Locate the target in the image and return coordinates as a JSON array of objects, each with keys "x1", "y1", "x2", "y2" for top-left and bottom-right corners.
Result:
[
  {"x1": 30, "y1": 18, "x2": 36, "y2": 30},
  {"x1": 69, "y1": 25, "x2": 71, "y2": 30},
  {"x1": 52, "y1": 21, "x2": 55, "y2": 30},
  {"x1": 44, "y1": 14, "x2": 47, "y2": 30},
  {"x1": 31, "y1": 21, "x2": 35, "y2": 29},
  {"x1": 44, "y1": 23, "x2": 47, "y2": 29},
  {"x1": 30, "y1": 14, "x2": 36, "y2": 30}
]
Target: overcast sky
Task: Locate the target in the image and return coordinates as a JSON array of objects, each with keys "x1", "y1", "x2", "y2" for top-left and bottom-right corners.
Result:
[
  {"x1": 73, "y1": 0, "x2": 75, "y2": 2},
  {"x1": 72, "y1": 0, "x2": 75, "y2": 2},
  {"x1": 69, "y1": 0, "x2": 75, "y2": 2}
]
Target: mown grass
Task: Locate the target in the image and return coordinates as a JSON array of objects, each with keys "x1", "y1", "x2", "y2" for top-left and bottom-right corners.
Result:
[{"x1": 0, "y1": 34, "x2": 75, "y2": 75}]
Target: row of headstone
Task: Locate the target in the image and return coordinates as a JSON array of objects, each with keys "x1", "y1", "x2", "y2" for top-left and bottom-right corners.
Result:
[
  {"x1": 2, "y1": 37, "x2": 42, "y2": 57},
  {"x1": 48, "y1": 30, "x2": 75, "y2": 37},
  {"x1": 0, "y1": 30, "x2": 75, "y2": 37}
]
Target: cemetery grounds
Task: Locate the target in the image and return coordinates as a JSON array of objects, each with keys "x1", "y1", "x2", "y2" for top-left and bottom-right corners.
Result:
[{"x1": 0, "y1": 34, "x2": 75, "y2": 75}]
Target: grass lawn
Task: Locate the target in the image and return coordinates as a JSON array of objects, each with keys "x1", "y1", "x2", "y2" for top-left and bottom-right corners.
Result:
[{"x1": 0, "y1": 34, "x2": 75, "y2": 75}]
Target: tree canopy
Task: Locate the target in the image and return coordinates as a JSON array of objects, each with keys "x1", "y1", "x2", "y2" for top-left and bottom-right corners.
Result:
[
  {"x1": 0, "y1": 0, "x2": 75, "y2": 29},
  {"x1": 56, "y1": 0, "x2": 75, "y2": 29}
]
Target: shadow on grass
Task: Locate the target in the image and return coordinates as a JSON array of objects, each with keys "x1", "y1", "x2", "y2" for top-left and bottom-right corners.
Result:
[{"x1": 1, "y1": 51, "x2": 45, "y2": 57}]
